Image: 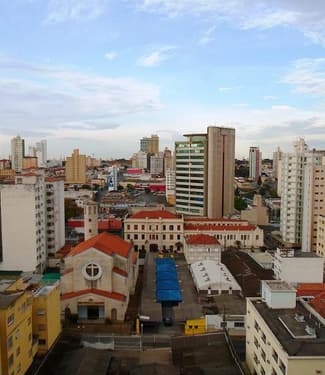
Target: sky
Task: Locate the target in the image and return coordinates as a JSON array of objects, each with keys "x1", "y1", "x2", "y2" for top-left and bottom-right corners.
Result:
[{"x1": 1, "y1": 0, "x2": 325, "y2": 159}]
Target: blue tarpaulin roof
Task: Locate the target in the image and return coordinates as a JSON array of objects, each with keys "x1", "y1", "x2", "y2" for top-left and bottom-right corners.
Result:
[{"x1": 156, "y1": 258, "x2": 182, "y2": 303}]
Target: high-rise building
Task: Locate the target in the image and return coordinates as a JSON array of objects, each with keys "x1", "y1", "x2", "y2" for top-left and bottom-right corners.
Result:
[
  {"x1": 140, "y1": 134, "x2": 159, "y2": 155},
  {"x1": 302, "y1": 156, "x2": 325, "y2": 252},
  {"x1": 65, "y1": 149, "x2": 87, "y2": 184},
  {"x1": 249, "y1": 146, "x2": 261, "y2": 180},
  {"x1": 163, "y1": 147, "x2": 173, "y2": 177},
  {"x1": 10, "y1": 135, "x2": 25, "y2": 172},
  {"x1": 280, "y1": 139, "x2": 325, "y2": 247},
  {"x1": 175, "y1": 126, "x2": 235, "y2": 218},
  {"x1": 36, "y1": 139, "x2": 47, "y2": 167},
  {"x1": 150, "y1": 153, "x2": 164, "y2": 176}
]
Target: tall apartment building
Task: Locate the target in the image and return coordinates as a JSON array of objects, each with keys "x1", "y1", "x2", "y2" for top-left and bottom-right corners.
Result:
[
  {"x1": 249, "y1": 146, "x2": 261, "y2": 180},
  {"x1": 45, "y1": 177, "x2": 65, "y2": 254},
  {"x1": 166, "y1": 168, "x2": 176, "y2": 205},
  {"x1": 163, "y1": 147, "x2": 173, "y2": 176},
  {"x1": 246, "y1": 280, "x2": 325, "y2": 375},
  {"x1": 140, "y1": 134, "x2": 159, "y2": 155},
  {"x1": 280, "y1": 139, "x2": 310, "y2": 246},
  {"x1": 65, "y1": 149, "x2": 87, "y2": 184},
  {"x1": 302, "y1": 156, "x2": 325, "y2": 252},
  {"x1": 316, "y1": 214, "x2": 325, "y2": 258},
  {"x1": 10, "y1": 135, "x2": 25, "y2": 172},
  {"x1": 0, "y1": 173, "x2": 65, "y2": 271},
  {"x1": 150, "y1": 153, "x2": 164, "y2": 176},
  {"x1": 35, "y1": 140, "x2": 47, "y2": 167},
  {"x1": 175, "y1": 126, "x2": 235, "y2": 218}
]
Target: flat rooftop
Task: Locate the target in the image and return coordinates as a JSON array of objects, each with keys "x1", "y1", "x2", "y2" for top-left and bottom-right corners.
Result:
[
  {"x1": 252, "y1": 299, "x2": 325, "y2": 357},
  {"x1": 263, "y1": 280, "x2": 295, "y2": 292},
  {"x1": 0, "y1": 291, "x2": 23, "y2": 309}
]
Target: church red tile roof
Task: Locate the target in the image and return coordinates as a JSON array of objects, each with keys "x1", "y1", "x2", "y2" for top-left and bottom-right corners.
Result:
[
  {"x1": 186, "y1": 234, "x2": 220, "y2": 245},
  {"x1": 61, "y1": 288, "x2": 126, "y2": 302},
  {"x1": 68, "y1": 232, "x2": 131, "y2": 258},
  {"x1": 129, "y1": 210, "x2": 181, "y2": 219}
]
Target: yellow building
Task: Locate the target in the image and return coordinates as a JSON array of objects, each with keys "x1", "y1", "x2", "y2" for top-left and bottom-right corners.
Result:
[
  {"x1": 246, "y1": 280, "x2": 325, "y2": 375},
  {"x1": 185, "y1": 319, "x2": 206, "y2": 335},
  {"x1": 0, "y1": 291, "x2": 35, "y2": 375},
  {"x1": 65, "y1": 149, "x2": 87, "y2": 184},
  {"x1": 32, "y1": 283, "x2": 61, "y2": 353}
]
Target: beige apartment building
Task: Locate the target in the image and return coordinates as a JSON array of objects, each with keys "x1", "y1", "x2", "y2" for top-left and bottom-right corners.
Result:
[
  {"x1": 65, "y1": 149, "x2": 87, "y2": 184},
  {"x1": 140, "y1": 134, "x2": 159, "y2": 155},
  {"x1": 316, "y1": 214, "x2": 325, "y2": 258},
  {"x1": 175, "y1": 126, "x2": 235, "y2": 218},
  {"x1": 246, "y1": 280, "x2": 325, "y2": 375}
]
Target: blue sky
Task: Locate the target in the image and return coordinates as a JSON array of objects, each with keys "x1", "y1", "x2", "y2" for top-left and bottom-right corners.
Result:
[{"x1": 1, "y1": 0, "x2": 325, "y2": 159}]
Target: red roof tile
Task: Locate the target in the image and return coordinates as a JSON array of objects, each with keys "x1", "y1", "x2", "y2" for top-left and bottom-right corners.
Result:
[
  {"x1": 112, "y1": 267, "x2": 128, "y2": 277},
  {"x1": 185, "y1": 217, "x2": 246, "y2": 223},
  {"x1": 186, "y1": 234, "x2": 220, "y2": 245},
  {"x1": 129, "y1": 210, "x2": 181, "y2": 219},
  {"x1": 68, "y1": 232, "x2": 131, "y2": 258},
  {"x1": 184, "y1": 224, "x2": 257, "y2": 231},
  {"x1": 297, "y1": 283, "x2": 325, "y2": 297},
  {"x1": 61, "y1": 288, "x2": 126, "y2": 302},
  {"x1": 309, "y1": 292, "x2": 325, "y2": 318}
]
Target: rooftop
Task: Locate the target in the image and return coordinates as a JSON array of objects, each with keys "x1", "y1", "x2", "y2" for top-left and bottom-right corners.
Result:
[
  {"x1": 252, "y1": 299, "x2": 325, "y2": 357},
  {"x1": 184, "y1": 223, "x2": 257, "y2": 231},
  {"x1": 68, "y1": 232, "x2": 131, "y2": 258},
  {"x1": 0, "y1": 291, "x2": 24, "y2": 309},
  {"x1": 263, "y1": 280, "x2": 295, "y2": 292},
  {"x1": 129, "y1": 210, "x2": 181, "y2": 219},
  {"x1": 186, "y1": 234, "x2": 220, "y2": 245}
]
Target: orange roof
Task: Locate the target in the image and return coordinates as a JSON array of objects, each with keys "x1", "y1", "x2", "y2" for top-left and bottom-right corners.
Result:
[
  {"x1": 297, "y1": 283, "x2": 325, "y2": 297},
  {"x1": 184, "y1": 224, "x2": 257, "y2": 231},
  {"x1": 309, "y1": 292, "x2": 325, "y2": 318},
  {"x1": 45, "y1": 177, "x2": 64, "y2": 182},
  {"x1": 68, "y1": 232, "x2": 131, "y2": 258},
  {"x1": 186, "y1": 234, "x2": 219, "y2": 245},
  {"x1": 185, "y1": 217, "x2": 246, "y2": 223},
  {"x1": 112, "y1": 267, "x2": 128, "y2": 277},
  {"x1": 61, "y1": 288, "x2": 126, "y2": 302},
  {"x1": 129, "y1": 210, "x2": 181, "y2": 219}
]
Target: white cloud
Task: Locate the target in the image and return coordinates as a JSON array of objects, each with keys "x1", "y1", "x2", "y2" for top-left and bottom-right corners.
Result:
[
  {"x1": 218, "y1": 87, "x2": 232, "y2": 92},
  {"x1": 45, "y1": 0, "x2": 108, "y2": 24},
  {"x1": 105, "y1": 51, "x2": 117, "y2": 61},
  {"x1": 137, "y1": 46, "x2": 176, "y2": 67},
  {"x1": 138, "y1": 0, "x2": 325, "y2": 46},
  {"x1": 284, "y1": 58, "x2": 325, "y2": 95},
  {"x1": 198, "y1": 25, "x2": 216, "y2": 46}
]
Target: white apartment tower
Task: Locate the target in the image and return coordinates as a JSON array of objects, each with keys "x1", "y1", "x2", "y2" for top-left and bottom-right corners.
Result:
[
  {"x1": 280, "y1": 139, "x2": 309, "y2": 246},
  {"x1": 36, "y1": 139, "x2": 47, "y2": 167},
  {"x1": 10, "y1": 135, "x2": 25, "y2": 172},
  {"x1": 249, "y1": 146, "x2": 262, "y2": 180},
  {"x1": 175, "y1": 126, "x2": 235, "y2": 218},
  {"x1": 0, "y1": 173, "x2": 46, "y2": 272}
]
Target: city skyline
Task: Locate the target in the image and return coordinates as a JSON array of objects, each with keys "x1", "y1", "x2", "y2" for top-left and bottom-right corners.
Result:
[{"x1": 1, "y1": 1, "x2": 325, "y2": 158}]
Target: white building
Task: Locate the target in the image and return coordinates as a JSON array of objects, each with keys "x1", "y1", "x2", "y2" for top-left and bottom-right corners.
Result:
[
  {"x1": 150, "y1": 153, "x2": 164, "y2": 175},
  {"x1": 184, "y1": 234, "x2": 222, "y2": 265},
  {"x1": 0, "y1": 173, "x2": 46, "y2": 272},
  {"x1": 45, "y1": 177, "x2": 65, "y2": 255},
  {"x1": 190, "y1": 260, "x2": 241, "y2": 295},
  {"x1": 165, "y1": 168, "x2": 175, "y2": 205},
  {"x1": 249, "y1": 146, "x2": 262, "y2": 180},
  {"x1": 10, "y1": 135, "x2": 25, "y2": 172},
  {"x1": 273, "y1": 248, "x2": 324, "y2": 284},
  {"x1": 280, "y1": 139, "x2": 310, "y2": 246},
  {"x1": 36, "y1": 139, "x2": 47, "y2": 167},
  {"x1": 246, "y1": 280, "x2": 325, "y2": 375},
  {"x1": 134, "y1": 150, "x2": 148, "y2": 170}
]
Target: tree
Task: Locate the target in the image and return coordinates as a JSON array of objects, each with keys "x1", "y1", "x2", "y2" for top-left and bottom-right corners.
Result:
[
  {"x1": 64, "y1": 199, "x2": 83, "y2": 222},
  {"x1": 234, "y1": 197, "x2": 248, "y2": 211}
]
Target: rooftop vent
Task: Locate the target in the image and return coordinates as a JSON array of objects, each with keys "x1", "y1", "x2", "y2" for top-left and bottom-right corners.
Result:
[
  {"x1": 305, "y1": 325, "x2": 316, "y2": 337},
  {"x1": 294, "y1": 313, "x2": 305, "y2": 322}
]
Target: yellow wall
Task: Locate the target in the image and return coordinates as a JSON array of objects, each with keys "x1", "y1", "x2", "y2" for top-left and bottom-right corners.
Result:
[
  {"x1": 0, "y1": 292, "x2": 34, "y2": 375},
  {"x1": 32, "y1": 285, "x2": 61, "y2": 353},
  {"x1": 185, "y1": 319, "x2": 206, "y2": 335}
]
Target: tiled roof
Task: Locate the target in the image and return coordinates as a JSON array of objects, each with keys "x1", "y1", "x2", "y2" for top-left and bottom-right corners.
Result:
[
  {"x1": 45, "y1": 177, "x2": 63, "y2": 182},
  {"x1": 186, "y1": 234, "x2": 220, "y2": 245},
  {"x1": 185, "y1": 217, "x2": 246, "y2": 223},
  {"x1": 68, "y1": 232, "x2": 131, "y2": 258},
  {"x1": 309, "y1": 292, "x2": 325, "y2": 318},
  {"x1": 61, "y1": 288, "x2": 126, "y2": 302},
  {"x1": 112, "y1": 267, "x2": 128, "y2": 277},
  {"x1": 184, "y1": 224, "x2": 257, "y2": 231},
  {"x1": 129, "y1": 210, "x2": 180, "y2": 219},
  {"x1": 67, "y1": 218, "x2": 122, "y2": 230},
  {"x1": 297, "y1": 283, "x2": 325, "y2": 297}
]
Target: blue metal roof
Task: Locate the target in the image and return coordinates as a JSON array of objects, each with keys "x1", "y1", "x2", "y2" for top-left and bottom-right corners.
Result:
[{"x1": 156, "y1": 258, "x2": 182, "y2": 303}]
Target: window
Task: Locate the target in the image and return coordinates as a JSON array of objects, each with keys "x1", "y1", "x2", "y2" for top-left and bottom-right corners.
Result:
[
  {"x1": 279, "y1": 360, "x2": 286, "y2": 375},
  {"x1": 134, "y1": 225, "x2": 138, "y2": 230},
  {"x1": 38, "y1": 339, "x2": 46, "y2": 346},
  {"x1": 141, "y1": 234, "x2": 145, "y2": 240},
  {"x1": 134, "y1": 234, "x2": 138, "y2": 240},
  {"x1": 169, "y1": 225, "x2": 174, "y2": 230},
  {"x1": 261, "y1": 332, "x2": 266, "y2": 344},
  {"x1": 272, "y1": 349, "x2": 278, "y2": 363},
  {"x1": 8, "y1": 354, "x2": 14, "y2": 368},
  {"x1": 7, "y1": 335, "x2": 13, "y2": 350},
  {"x1": 254, "y1": 320, "x2": 260, "y2": 332},
  {"x1": 7, "y1": 313, "x2": 14, "y2": 326},
  {"x1": 261, "y1": 349, "x2": 266, "y2": 362},
  {"x1": 261, "y1": 367, "x2": 265, "y2": 375},
  {"x1": 82, "y1": 262, "x2": 102, "y2": 281},
  {"x1": 16, "y1": 346, "x2": 20, "y2": 357},
  {"x1": 170, "y1": 234, "x2": 174, "y2": 240},
  {"x1": 36, "y1": 309, "x2": 46, "y2": 316},
  {"x1": 141, "y1": 225, "x2": 145, "y2": 230},
  {"x1": 234, "y1": 322, "x2": 245, "y2": 328},
  {"x1": 38, "y1": 324, "x2": 46, "y2": 331},
  {"x1": 254, "y1": 336, "x2": 259, "y2": 348}
]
